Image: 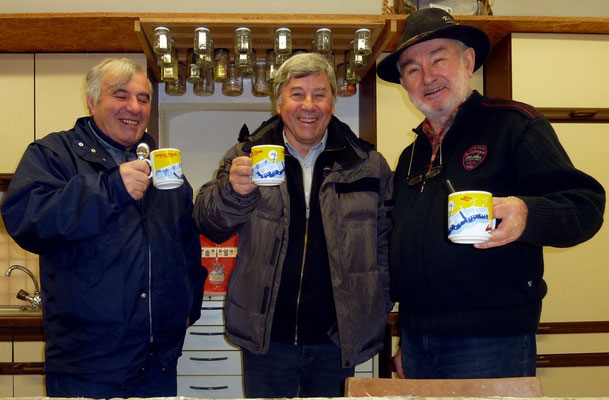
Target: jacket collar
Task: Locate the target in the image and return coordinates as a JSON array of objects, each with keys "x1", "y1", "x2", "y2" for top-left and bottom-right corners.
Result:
[{"x1": 244, "y1": 114, "x2": 373, "y2": 170}]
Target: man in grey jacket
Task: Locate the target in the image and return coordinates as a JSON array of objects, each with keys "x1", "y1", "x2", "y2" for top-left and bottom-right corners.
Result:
[{"x1": 195, "y1": 53, "x2": 393, "y2": 398}]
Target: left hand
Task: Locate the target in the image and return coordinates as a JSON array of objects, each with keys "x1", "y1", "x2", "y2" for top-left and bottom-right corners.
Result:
[{"x1": 474, "y1": 196, "x2": 528, "y2": 249}]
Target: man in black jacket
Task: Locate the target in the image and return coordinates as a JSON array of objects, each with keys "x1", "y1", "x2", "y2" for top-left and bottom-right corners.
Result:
[
  {"x1": 2, "y1": 57, "x2": 205, "y2": 397},
  {"x1": 377, "y1": 8, "x2": 605, "y2": 379}
]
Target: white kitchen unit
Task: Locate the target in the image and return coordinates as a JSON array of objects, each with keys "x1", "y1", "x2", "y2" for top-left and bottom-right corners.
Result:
[{"x1": 178, "y1": 294, "x2": 244, "y2": 398}]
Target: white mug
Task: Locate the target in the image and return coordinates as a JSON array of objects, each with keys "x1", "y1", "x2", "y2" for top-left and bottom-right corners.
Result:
[{"x1": 144, "y1": 148, "x2": 184, "y2": 190}]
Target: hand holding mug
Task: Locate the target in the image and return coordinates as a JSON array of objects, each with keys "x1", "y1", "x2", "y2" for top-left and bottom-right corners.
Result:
[
  {"x1": 229, "y1": 156, "x2": 257, "y2": 195},
  {"x1": 120, "y1": 160, "x2": 151, "y2": 200}
]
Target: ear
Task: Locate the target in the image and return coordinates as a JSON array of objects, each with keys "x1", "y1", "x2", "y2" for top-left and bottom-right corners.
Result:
[
  {"x1": 463, "y1": 47, "x2": 476, "y2": 78},
  {"x1": 86, "y1": 95, "x2": 96, "y2": 115},
  {"x1": 275, "y1": 101, "x2": 281, "y2": 115}
]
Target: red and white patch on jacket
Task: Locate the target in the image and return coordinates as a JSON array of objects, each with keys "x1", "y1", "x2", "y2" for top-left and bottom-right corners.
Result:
[{"x1": 463, "y1": 145, "x2": 487, "y2": 170}]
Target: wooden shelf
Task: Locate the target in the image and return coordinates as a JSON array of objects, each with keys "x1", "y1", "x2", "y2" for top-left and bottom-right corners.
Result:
[{"x1": 136, "y1": 14, "x2": 404, "y2": 82}]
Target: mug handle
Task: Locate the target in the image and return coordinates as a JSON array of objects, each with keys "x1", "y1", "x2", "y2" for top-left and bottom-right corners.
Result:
[{"x1": 144, "y1": 159, "x2": 153, "y2": 179}]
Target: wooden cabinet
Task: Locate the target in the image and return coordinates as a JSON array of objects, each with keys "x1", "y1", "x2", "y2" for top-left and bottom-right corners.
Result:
[{"x1": 0, "y1": 54, "x2": 34, "y2": 173}]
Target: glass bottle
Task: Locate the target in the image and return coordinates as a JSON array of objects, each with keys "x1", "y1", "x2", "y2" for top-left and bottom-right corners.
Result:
[
  {"x1": 275, "y1": 52, "x2": 289, "y2": 68},
  {"x1": 344, "y1": 51, "x2": 361, "y2": 84},
  {"x1": 222, "y1": 63, "x2": 243, "y2": 96},
  {"x1": 153, "y1": 27, "x2": 172, "y2": 55},
  {"x1": 186, "y1": 50, "x2": 202, "y2": 83},
  {"x1": 193, "y1": 68, "x2": 215, "y2": 97},
  {"x1": 265, "y1": 49, "x2": 277, "y2": 83},
  {"x1": 314, "y1": 28, "x2": 333, "y2": 55},
  {"x1": 194, "y1": 27, "x2": 212, "y2": 55},
  {"x1": 274, "y1": 28, "x2": 292, "y2": 55},
  {"x1": 252, "y1": 61, "x2": 271, "y2": 97},
  {"x1": 234, "y1": 27, "x2": 252, "y2": 55},
  {"x1": 354, "y1": 28, "x2": 372, "y2": 55},
  {"x1": 214, "y1": 48, "x2": 229, "y2": 82}
]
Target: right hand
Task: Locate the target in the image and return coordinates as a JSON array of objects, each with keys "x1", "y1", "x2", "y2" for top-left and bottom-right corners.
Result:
[
  {"x1": 120, "y1": 159, "x2": 151, "y2": 200},
  {"x1": 393, "y1": 347, "x2": 406, "y2": 379},
  {"x1": 229, "y1": 156, "x2": 257, "y2": 195}
]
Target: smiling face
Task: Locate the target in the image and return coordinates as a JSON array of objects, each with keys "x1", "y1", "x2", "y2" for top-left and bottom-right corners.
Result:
[
  {"x1": 87, "y1": 71, "x2": 151, "y2": 147},
  {"x1": 398, "y1": 38, "x2": 475, "y2": 124},
  {"x1": 276, "y1": 72, "x2": 335, "y2": 157}
]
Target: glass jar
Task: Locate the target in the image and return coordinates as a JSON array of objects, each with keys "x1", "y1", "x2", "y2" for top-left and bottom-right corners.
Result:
[
  {"x1": 153, "y1": 27, "x2": 172, "y2": 55},
  {"x1": 222, "y1": 63, "x2": 243, "y2": 96},
  {"x1": 274, "y1": 28, "x2": 292, "y2": 55},
  {"x1": 314, "y1": 28, "x2": 333, "y2": 55},
  {"x1": 196, "y1": 41, "x2": 215, "y2": 70},
  {"x1": 236, "y1": 50, "x2": 255, "y2": 77},
  {"x1": 349, "y1": 41, "x2": 366, "y2": 69},
  {"x1": 194, "y1": 68, "x2": 215, "y2": 97},
  {"x1": 186, "y1": 50, "x2": 202, "y2": 83},
  {"x1": 214, "y1": 48, "x2": 229, "y2": 82},
  {"x1": 161, "y1": 53, "x2": 179, "y2": 83},
  {"x1": 265, "y1": 49, "x2": 277, "y2": 83},
  {"x1": 164, "y1": 63, "x2": 186, "y2": 95},
  {"x1": 252, "y1": 61, "x2": 271, "y2": 97},
  {"x1": 194, "y1": 27, "x2": 212, "y2": 55},
  {"x1": 336, "y1": 63, "x2": 357, "y2": 97},
  {"x1": 234, "y1": 27, "x2": 252, "y2": 54},
  {"x1": 354, "y1": 28, "x2": 372, "y2": 55},
  {"x1": 274, "y1": 52, "x2": 289, "y2": 68},
  {"x1": 157, "y1": 52, "x2": 173, "y2": 68}
]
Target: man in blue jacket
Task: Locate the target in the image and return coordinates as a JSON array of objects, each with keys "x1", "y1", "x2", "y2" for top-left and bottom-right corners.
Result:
[{"x1": 1, "y1": 57, "x2": 205, "y2": 397}]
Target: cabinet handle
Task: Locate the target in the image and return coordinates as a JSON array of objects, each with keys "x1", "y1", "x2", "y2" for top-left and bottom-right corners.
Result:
[
  {"x1": 190, "y1": 385, "x2": 229, "y2": 391},
  {"x1": 201, "y1": 307, "x2": 224, "y2": 310},
  {"x1": 189, "y1": 356, "x2": 229, "y2": 362},
  {"x1": 190, "y1": 332, "x2": 224, "y2": 336}
]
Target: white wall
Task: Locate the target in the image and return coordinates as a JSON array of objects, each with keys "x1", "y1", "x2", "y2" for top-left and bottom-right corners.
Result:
[{"x1": 3, "y1": 0, "x2": 609, "y2": 16}]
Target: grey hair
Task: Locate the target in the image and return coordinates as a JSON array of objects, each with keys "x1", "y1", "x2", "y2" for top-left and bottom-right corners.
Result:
[
  {"x1": 85, "y1": 57, "x2": 153, "y2": 104},
  {"x1": 273, "y1": 53, "x2": 337, "y2": 107}
]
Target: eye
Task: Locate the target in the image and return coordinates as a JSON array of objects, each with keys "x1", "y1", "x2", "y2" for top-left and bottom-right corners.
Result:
[
  {"x1": 137, "y1": 96, "x2": 150, "y2": 104},
  {"x1": 404, "y1": 66, "x2": 420, "y2": 76},
  {"x1": 290, "y1": 92, "x2": 305, "y2": 100}
]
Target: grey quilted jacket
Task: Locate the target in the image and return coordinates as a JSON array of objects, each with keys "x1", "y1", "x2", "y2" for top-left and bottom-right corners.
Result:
[{"x1": 194, "y1": 115, "x2": 393, "y2": 368}]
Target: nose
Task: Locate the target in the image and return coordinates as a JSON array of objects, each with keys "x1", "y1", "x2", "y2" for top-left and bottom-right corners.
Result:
[
  {"x1": 125, "y1": 96, "x2": 141, "y2": 114},
  {"x1": 301, "y1": 95, "x2": 315, "y2": 111},
  {"x1": 421, "y1": 65, "x2": 436, "y2": 85}
]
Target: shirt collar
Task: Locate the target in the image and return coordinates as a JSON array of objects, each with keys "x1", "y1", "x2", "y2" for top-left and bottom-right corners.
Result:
[{"x1": 282, "y1": 129, "x2": 328, "y2": 161}]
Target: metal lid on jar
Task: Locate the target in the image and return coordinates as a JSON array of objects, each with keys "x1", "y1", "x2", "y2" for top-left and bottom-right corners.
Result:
[
  {"x1": 317, "y1": 28, "x2": 332, "y2": 33},
  {"x1": 355, "y1": 28, "x2": 371, "y2": 34},
  {"x1": 236, "y1": 27, "x2": 251, "y2": 32},
  {"x1": 155, "y1": 26, "x2": 170, "y2": 32},
  {"x1": 276, "y1": 27, "x2": 291, "y2": 33},
  {"x1": 195, "y1": 27, "x2": 210, "y2": 33}
]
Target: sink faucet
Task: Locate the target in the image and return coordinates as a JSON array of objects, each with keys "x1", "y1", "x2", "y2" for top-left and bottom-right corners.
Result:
[{"x1": 5, "y1": 265, "x2": 41, "y2": 310}]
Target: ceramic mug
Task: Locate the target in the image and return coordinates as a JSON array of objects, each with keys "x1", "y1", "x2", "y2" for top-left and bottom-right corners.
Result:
[
  {"x1": 447, "y1": 190, "x2": 494, "y2": 244},
  {"x1": 145, "y1": 148, "x2": 184, "y2": 190},
  {"x1": 251, "y1": 144, "x2": 285, "y2": 186}
]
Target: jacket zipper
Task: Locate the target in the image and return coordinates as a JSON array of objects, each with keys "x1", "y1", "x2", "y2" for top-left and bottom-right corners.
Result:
[
  {"x1": 148, "y1": 244, "x2": 153, "y2": 343},
  {"x1": 293, "y1": 212, "x2": 309, "y2": 345}
]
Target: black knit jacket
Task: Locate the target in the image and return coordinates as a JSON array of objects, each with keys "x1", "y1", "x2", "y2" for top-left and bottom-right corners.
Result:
[{"x1": 390, "y1": 91, "x2": 605, "y2": 337}]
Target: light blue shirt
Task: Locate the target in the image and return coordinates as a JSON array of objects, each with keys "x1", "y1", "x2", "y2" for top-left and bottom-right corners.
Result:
[{"x1": 283, "y1": 130, "x2": 328, "y2": 218}]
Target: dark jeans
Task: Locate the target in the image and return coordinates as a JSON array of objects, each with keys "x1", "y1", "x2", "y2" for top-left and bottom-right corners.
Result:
[
  {"x1": 401, "y1": 329, "x2": 537, "y2": 379},
  {"x1": 242, "y1": 341, "x2": 355, "y2": 398},
  {"x1": 45, "y1": 353, "x2": 177, "y2": 398}
]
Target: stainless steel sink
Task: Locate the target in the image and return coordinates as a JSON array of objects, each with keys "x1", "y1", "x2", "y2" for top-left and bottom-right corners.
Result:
[{"x1": 0, "y1": 305, "x2": 42, "y2": 315}]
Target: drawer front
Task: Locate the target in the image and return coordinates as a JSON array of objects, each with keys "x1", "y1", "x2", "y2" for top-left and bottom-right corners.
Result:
[
  {"x1": 178, "y1": 376, "x2": 244, "y2": 398},
  {"x1": 178, "y1": 350, "x2": 242, "y2": 375},
  {"x1": 183, "y1": 326, "x2": 239, "y2": 351},
  {"x1": 193, "y1": 300, "x2": 225, "y2": 326},
  {"x1": 355, "y1": 358, "x2": 373, "y2": 373}
]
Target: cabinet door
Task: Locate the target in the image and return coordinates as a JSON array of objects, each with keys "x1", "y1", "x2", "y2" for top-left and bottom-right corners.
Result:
[
  {"x1": 34, "y1": 53, "x2": 147, "y2": 139},
  {"x1": 0, "y1": 54, "x2": 34, "y2": 173}
]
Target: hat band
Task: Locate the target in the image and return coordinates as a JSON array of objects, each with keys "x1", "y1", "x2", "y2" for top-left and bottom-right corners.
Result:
[{"x1": 399, "y1": 30, "x2": 435, "y2": 50}]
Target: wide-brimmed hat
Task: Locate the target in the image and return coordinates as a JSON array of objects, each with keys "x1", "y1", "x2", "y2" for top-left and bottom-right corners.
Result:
[{"x1": 377, "y1": 7, "x2": 491, "y2": 84}]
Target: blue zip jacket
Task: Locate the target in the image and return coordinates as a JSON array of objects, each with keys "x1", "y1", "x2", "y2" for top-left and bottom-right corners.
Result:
[{"x1": 1, "y1": 117, "x2": 205, "y2": 382}]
